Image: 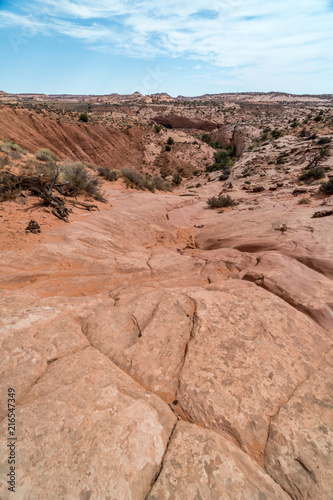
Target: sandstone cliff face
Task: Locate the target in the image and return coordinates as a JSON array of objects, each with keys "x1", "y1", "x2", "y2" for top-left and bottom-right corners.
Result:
[
  {"x1": 0, "y1": 180, "x2": 332, "y2": 498},
  {"x1": 210, "y1": 124, "x2": 261, "y2": 156}
]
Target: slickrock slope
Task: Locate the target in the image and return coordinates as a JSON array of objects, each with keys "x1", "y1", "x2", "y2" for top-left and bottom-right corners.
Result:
[
  {"x1": 0, "y1": 178, "x2": 332, "y2": 499},
  {"x1": 0, "y1": 89, "x2": 333, "y2": 498}
]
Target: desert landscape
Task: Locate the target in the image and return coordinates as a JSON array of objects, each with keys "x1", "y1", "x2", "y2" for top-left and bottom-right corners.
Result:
[{"x1": 0, "y1": 89, "x2": 332, "y2": 499}]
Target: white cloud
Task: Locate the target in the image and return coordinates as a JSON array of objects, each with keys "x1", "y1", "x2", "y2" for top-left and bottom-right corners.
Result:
[{"x1": 1, "y1": 0, "x2": 332, "y2": 90}]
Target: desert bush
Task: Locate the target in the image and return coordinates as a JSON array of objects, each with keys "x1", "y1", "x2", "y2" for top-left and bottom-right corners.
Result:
[
  {"x1": 291, "y1": 118, "x2": 299, "y2": 128},
  {"x1": 165, "y1": 145, "x2": 172, "y2": 152},
  {"x1": 120, "y1": 167, "x2": 145, "y2": 189},
  {"x1": 201, "y1": 134, "x2": 220, "y2": 149},
  {"x1": 34, "y1": 158, "x2": 104, "y2": 200},
  {"x1": 36, "y1": 148, "x2": 59, "y2": 162},
  {"x1": 298, "y1": 166, "x2": 325, "y2": 182},
  {"x1": 0, "y1": 139, "x2": 26, "y2": 158},
  {"x1": 320, "y1": 178, "x2": 333, "y2": 194},
  {"x1": 0, "y1": 155, "x2": 10, "y2": 169},
  {"x1": 59, "y1": 162, "x2": 105, "y2": 200},
  {"x1": 219, "y1": 170, "x2": 230, "y2": 181},
  {"x1": 152, "y1": 176, "x2": 171, "y2": 191},
  {"x1": 317, "y1": 137, "x2": 332, "y2": 145},
  {"x1": 320, "y1": 147, "x2": 328, "y2": 158},
  {"x1": 98, "y1": 167, "x2": 120, "y2": 181},
  {"x1": 207, "y1": 194, "x2": 236, "y2": 208},
  {"x1": 298, "y1": 197, "x2": 311, "y2": 205},
  {"x1": 167, "y1": 137, "x2": 174, "y2": 145},
  {"x1": 206, "y1": 147, "x2": 235, "y2": 180},
  {"x1": 0, "y1": 172, "x2": 21, "y2": 200},
  {"x1": 154, "y1": 124, "x2": 161, "y2": 133},
  {"x1": 271, "y1": 129, "x2": 283, "y2": 139},
  {"x1": 119, "y1": 168, "x2": 170, "y2": 192},
  {"x1": 79, "y1": 113, "x2": 89, "y2": 123},
  {"x1": 172, "y1": 173, "x2": 183, "y2": 185}
]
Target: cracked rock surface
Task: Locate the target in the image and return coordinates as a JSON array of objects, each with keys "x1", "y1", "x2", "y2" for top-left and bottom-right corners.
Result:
[{"x1": 1, "y1": 184, "x2": 332, "y2": 499}]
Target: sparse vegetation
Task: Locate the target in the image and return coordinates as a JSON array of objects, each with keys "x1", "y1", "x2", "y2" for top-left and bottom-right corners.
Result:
[
  {"x1": 206, "y1": 147, "x2": 236, "y2": 181},
  {"x1": 0, "y1": 139, "x2": 26, "y2": 158},
  {"x1": 98, "y1": 167, "x2": 120, "y2": 181},
  {"x1": 36, "y1": 148, "x2": 59, "y2": 162},
  {"x1": 167, "y1": 137, "x2": 174, "y2": 145},
  {"x1": 172, "y1": 173, "x2": 183, "y2": 185},
  {"x1": 165, "y1": 145, "x2": 172, "y2": 152},
  {"x1": 154, "y1": 124, "x2": 161, "y2": 133},
  {"x1": 79, "y1": 113, "x2": 89, "y2": 123},
  {"x1": 317, "y1": 137, "x2": 332, "y2": 145},
  {"x1": 298, "y1": 166, "x2": 325, "y2": 182},
  {"x1": 120, "y1": 167, "x2": 170, "y2": 191},
  {"x1": 0, "y1": 172, "x2": 21, "y2": 200},
  {"x1": 320, "y1": 178, "x2": 333, "y2": 194},
  {"x1": 298, "y1": 197, "x2": 311, "y2": 205},
  {"x1": 207, "y1": 194, "x2": 236, "y2": 209},
  {"x1": 271, "y1": 129, "x2": 283, "y2": 139}
]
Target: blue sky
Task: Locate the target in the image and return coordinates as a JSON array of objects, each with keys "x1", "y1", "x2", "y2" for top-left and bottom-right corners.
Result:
[{"x1": 0, "y1": 0, "x2": 332, "y2": 96}]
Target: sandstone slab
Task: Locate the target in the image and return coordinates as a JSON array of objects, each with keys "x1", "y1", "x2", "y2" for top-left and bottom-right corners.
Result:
[
  {"x1": 148, "y1": 421, "x2": 289, "y2": 500},
  {"x1": 0, "y1": 347, "x2": 176, "y2": 499}
]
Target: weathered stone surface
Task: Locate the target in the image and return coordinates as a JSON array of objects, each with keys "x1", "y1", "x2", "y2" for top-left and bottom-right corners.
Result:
[
  {"x1": 0, "y1": 348, "x2": 176, "y2": 499},
  {"x1": 0, "y1": 306, "x2": 89, "y2": 418},
  {"x1": 265, "y1": 349, "x2": 333, "y2": 500},
  {"x1": 84, "y1": 291, "x2": 194, "y2": 403},
  {"x1": 177, "y1": 281, "x2": 331, "y2": 463},
  {"x1": 148, "y1": 421, "x2": 289, "y2": 500},
  {"x1": 129, "y1": 293, "x2": 194, "y2": 402},
  {"x1": 243, "y1": 252, "x2": 333, "y2": 330}
]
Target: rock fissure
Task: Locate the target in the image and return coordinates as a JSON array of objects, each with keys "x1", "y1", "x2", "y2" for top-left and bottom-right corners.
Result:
[
  {"x1": 144, "y1": 421, "x2": 178, "y2": 500},
  {"x1": 263, "y1": 344, "x2": 333, "y2": 462}
]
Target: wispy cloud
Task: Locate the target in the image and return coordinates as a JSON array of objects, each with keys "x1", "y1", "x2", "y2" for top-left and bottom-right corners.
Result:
[{"x1": 0, "y1": 0, "x2": 332, "y2": 91}]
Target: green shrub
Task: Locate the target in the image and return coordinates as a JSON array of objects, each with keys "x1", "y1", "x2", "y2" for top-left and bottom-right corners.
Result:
[
  {"x1": 320, "y1": 147, "x2": 328, "y2": 158},
  {"x1": 79, "y1": 113, "x2": 89, "y2": 123},
  {"x1": 207, "y1": 194, "x2": 236, "y2": 208},
  {"x1": 206, "y1": 147, "x2": 235, "y2": 180},
  {"x1": 165, "y1": 145, "x2": 172, "y2": 152},
  {"x1": 298, "y1": 166, "x2": 325, "y2": 182},
  {"x1": 320, "y1": 178, "x2": 333, "y2": 194},
  {"x1": 154, "y1": 124, "x2": 161, "y2": 133},
  {"x1": 201, "y1": 134, "x2": 220, "y2": 149},
  {"x1": 271, "y1": 129, "x2": 283, "y2": 139},
  {"x1": 98, "y1": 167, "x2": 120, "y2": 181},
  {"x1": 317, "y1": 137, "x2": 331, "y2": 145},
  {"x1": 172, "y1": 173, "x2": 182, "y2": 185},
  {"x1": 201, "y1": 134, "x2": 211, "y2": 144},
  {"x1": 36, "y1": 148, "x2": 59, "y2": 162},
  {"x1": 167, "y1": 137, "x2": 174, "y2": 145}
]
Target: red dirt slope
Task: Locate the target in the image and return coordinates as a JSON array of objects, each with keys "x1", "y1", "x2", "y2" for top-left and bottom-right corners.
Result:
[{"x1": 0, "y1": 106, "x2": 145, "y2": 168}]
